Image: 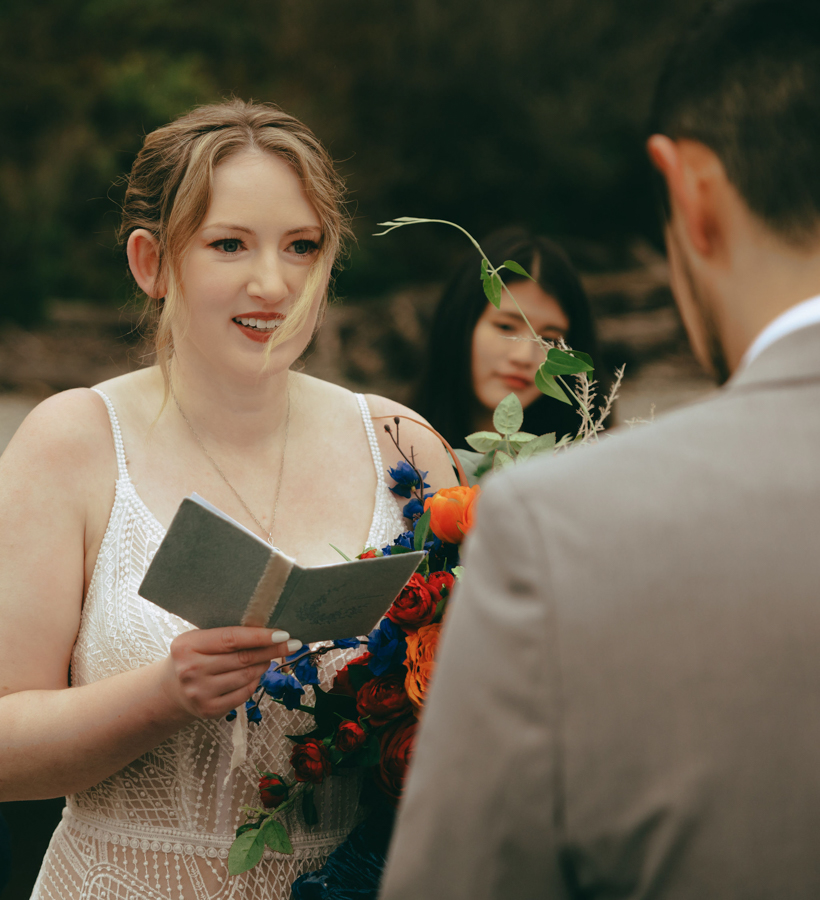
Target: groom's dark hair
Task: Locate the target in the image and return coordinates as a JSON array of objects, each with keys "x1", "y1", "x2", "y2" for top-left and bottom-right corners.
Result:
[{"x1": 650, "y1": 0, "x2": 820, "y2": 245}]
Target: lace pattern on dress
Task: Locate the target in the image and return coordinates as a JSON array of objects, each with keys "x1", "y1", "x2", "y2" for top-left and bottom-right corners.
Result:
[{"x1": 32, "y1": 389, "x2": 407, "y2": 900}]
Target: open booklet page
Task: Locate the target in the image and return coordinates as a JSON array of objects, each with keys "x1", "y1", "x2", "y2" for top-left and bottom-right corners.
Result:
[{"x1": 138, "y1": 494, "x2": 423, "y2": 643}]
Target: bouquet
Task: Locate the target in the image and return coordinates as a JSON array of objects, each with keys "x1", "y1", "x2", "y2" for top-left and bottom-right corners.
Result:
[{"x1": 227, "y1": 220, "x2": 622, "y2": 897}]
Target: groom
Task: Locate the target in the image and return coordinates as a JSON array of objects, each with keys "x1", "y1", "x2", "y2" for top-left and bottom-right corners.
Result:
[{"x1": 380, "y1": 1, "x2": 820, "y2": 898}]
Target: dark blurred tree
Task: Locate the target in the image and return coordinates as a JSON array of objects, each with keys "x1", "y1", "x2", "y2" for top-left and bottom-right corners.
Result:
[{"x1": 0, "y1": 0, "x2": 697, "y2": 323}]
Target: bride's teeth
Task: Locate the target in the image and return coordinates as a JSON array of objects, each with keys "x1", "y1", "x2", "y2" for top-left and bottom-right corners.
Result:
[{"x1": 249, "y1": 318, "x2": 257, "y2": 327}]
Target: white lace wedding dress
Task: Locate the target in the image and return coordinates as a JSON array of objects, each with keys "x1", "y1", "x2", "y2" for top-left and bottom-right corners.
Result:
[{"x1": 32, "y1": 390, "x2": 407, "y2": 900}]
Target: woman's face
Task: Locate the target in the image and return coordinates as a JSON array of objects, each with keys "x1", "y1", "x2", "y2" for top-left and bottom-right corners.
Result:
[
  {"x1": 471, "y1": 280, "x2": 570, "y2": 415},
  {"x1": 177, "y1": 149, "x2": 324, "y2": 378}
]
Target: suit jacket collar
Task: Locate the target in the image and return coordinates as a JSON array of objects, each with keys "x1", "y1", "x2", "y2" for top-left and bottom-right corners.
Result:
[{"x1": 727, "y1": 321, "x2": 820, "y2": 392}]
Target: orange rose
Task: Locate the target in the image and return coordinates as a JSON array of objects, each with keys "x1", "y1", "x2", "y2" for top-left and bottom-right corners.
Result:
[
  {"x1": 404, "y1": 623, "x2": 441, "y2": 709},
  {"x1": 423, "y1": 485, "x2": 481, "y2": 544}
]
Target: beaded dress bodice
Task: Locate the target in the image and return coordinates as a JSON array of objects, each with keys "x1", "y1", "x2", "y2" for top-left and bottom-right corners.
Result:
[{"x1": 32, "y1": 390, "x2": 407, "y2": 900}]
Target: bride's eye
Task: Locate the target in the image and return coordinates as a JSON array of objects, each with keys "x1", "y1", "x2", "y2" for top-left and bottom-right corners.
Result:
[
  {"x1": 290, "y1": 239, "x2": 319, "y2": 256},
  {"x1": 211, "y1": 238, "x2": 243, "y2": 253}
]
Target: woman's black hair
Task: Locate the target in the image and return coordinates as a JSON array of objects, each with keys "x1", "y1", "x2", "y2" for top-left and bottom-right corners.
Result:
[{"x1": 414, "y1": 227, "x2": 604, "y2": 449}]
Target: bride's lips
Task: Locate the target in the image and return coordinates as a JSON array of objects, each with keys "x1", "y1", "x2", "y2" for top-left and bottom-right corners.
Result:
[
  {"x1": 232, "y1": 312, "x2": 285, "y2": 344},
  {"x1": 499, "y1": 374, "x2": 533, "y2": 390}
]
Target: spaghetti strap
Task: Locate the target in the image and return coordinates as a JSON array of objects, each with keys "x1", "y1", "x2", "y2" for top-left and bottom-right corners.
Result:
[
  {"x1": 91, "y1": 388, "x2": 129, "y2": 482},
  {"x1": 355, "y1": 392, "x2": 385, "y2": 476}
]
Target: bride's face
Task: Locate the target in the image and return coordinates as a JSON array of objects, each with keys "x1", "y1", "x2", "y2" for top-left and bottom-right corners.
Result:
[{"x1": 175, "y1": 149, "x2": 324, "y2": 378}]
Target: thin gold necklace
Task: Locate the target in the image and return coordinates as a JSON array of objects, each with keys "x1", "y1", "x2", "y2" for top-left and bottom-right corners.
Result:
[{"x1": 170, "y1": 380, "x2": 291, "y2": 547}]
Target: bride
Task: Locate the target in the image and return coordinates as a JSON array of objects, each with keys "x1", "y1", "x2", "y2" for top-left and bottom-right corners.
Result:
[{"x1": 0, "y1": 99, "x2": 454, "y2": 899}]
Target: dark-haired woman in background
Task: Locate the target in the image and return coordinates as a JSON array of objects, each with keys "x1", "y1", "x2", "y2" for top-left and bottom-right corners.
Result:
[{"x1": 415, "y1": 228, "x2": 605, "y2": 449}]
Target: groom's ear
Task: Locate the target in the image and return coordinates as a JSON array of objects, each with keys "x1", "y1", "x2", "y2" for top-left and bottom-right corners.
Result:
[{"x1": 647, "y1": 135, "x2": 726, "y2": 260}]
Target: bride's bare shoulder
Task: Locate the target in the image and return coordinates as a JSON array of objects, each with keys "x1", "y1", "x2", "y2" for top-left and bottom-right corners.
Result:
[
  {"x1": 362, "y1": 393, "x2": 457, "y2": 491},
  {"x1": 1, "y1": 387, "x2": 113, "y2": 467}
]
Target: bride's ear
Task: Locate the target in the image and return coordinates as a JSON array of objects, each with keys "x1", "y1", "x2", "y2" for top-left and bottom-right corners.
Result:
[{"x1": 127, "y1": 229, "x2": 166, "y2": 299}]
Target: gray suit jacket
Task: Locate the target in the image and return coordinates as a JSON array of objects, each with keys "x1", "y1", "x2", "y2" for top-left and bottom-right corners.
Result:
[{"x1": 380, "y1": 323, "x2": 820, "y2": 900}]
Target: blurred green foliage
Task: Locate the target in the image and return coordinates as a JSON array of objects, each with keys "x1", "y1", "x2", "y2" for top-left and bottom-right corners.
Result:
[{"x1": 0, "y1": 0, "x2": 695, "y2": 323}]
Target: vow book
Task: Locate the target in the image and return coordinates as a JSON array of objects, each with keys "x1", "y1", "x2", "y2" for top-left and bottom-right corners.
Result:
[{"x1": 138, "y1": 494, "x2": 423, "y2": 644}]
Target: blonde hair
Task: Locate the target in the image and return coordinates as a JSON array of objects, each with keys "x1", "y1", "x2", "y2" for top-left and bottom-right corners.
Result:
[{"x1": 118, "y1": 99, "x2": 351, "y2": 384}]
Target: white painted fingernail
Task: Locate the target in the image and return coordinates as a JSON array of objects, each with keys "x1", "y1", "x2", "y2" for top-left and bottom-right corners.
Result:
[
  {"x1": 286, "y1": 639, "x2": 303, "y2": 653},
  {"x1": 271, "y1": 630, "x2": 291, "y2": 643}
]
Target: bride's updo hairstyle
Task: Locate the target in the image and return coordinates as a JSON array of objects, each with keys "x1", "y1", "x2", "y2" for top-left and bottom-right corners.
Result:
[{"x1": 118, "y1": 98, "x2": 351, "y2": 378}]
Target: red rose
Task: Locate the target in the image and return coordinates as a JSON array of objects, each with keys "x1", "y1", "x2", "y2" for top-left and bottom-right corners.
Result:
[
  {"x1": 331, "y1": 652, "x2": 376, "y2": 698},
  {"x1": 376, "y1": 716, "x2": 418, "y2": 805},
  {"x1": 258, "y1": 772, "x2": 289, "y2": 809},
  {"x1": 426, "y1": 571, "x2": 455, "y2": 605},
  {"x1": 386, "y1": 574, "x2": 436, "y2": 632},
  {"x1": 290, "y1": 739, "x2": 332, "y2": 784},
  {"x1": 358, "y1": 549, "x2": 378, "y2": 559},
  {"x1": 335, "y1": 721, "x2": 367, "y2": 754},
  {"x1": 356, "y1": 673, "x2": 413, "y2": 727}
]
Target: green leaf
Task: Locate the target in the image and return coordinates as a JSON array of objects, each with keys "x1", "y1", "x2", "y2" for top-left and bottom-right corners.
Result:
[
  {"x1": 228, "y1": 827, "x2": 266, "y2": 875},
  {"x1": 517, "y1": 432, "x2": 556, "y2": 461},
  {"x1": 482, "y1": 272, "x2": 502, "y2": 308},
  {"x1": 567, "y1": 350, "x2": 594, "y2": 371},
  {"x1": 540, "y1": 348, "x2": 594, "y2": 376},
  {"x1": 302, "y1": 786, "x2": 319, "y2": 826},
  {"x1": 465, "y1": 431, "x2": 502, "y2": 453},
  {"x1": 348, "y1": 734, "x2": 381, "y2": 768},
  {"x1": 508, "y1": 432, "x2": 535, "y2": 443},
  {"x1": 348, "y1": 663, "x2": 376, "y2": 693},
  {"x1": 329, "y1": 544, "x2": 352, "y2": 562},
  {"x1": 311, "y1": 686, "x2": 359, "y2": 738},
  {"x1": 261, "y1": 818, "x2": 294, "y2": 855},
  {"x1": 492, "y1": 393, "x2": 524, "y2": 435},
  {"x1": 387, "y1": 545, "x2": 413, "y2": 555},
  {"x1": 535, "y1": 366, "x2": 572, "y2": 405},
  {"x1": 414, "y1": 508, "x2": 432, "y2": 551},
  {"x1": 502, "y1": 259, "x2": 536, "y2": 281},
  {"x1": 432, "y1": 596, "x2": 447, "y2": 623},
  {"x1": 236, "y1": 820, "x2": 260, "y2": 837},
  {"x1": 473, "y1": 451, "x2": 495, "y2": 480},
  {"x1": 452, "y1": 566, "x2": 465, "y2": 581},
  {"x1": 493, "y1": 450, "x2": 515, "y2": 471}
]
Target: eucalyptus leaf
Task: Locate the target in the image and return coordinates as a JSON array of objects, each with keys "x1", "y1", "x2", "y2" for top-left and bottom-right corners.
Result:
[
  {"x1": 535, "y1": 366, "x2": 572, "y2": 405},
  {"x1": 465, "y1": 431, "x2": 502, "y2": 453},
  {"x1": 493, "y1": 450, "x2": 515, "y2": 471},
  {"x1": 262, "y1": 818, "x2": 294, "y2": 855},
  {"x1": 228, "y1": 827, "x2": 266, "y2": 875},
  {"x1": 502, "y1": 259, "x2": 536, "y2": 281},
  {"x1": 517, "y1": 432, "x2": 556, "y2": 461},
  {"x1": 414, "y1": 508, "x2": 432, "y2": 551},
  {"x1": 493, "y1": 393, "x2": 524, "y2": 435}
]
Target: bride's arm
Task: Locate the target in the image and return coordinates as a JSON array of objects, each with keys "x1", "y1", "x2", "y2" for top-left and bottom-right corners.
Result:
[{"x1": 0, "y1": 390, "x2": 294, "y2": 802}]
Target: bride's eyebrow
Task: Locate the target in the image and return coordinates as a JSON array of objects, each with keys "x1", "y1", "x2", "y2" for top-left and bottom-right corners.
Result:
[{"x1": 202, "y1": 223, "x2": 254, "y2": 234}]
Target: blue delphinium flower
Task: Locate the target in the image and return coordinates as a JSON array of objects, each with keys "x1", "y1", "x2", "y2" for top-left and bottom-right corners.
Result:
[
  {"x1": 402, "y1": 497, "x2": 425, "y2": 520},
  {"x1": 387, "y1": 461, "x2": 429, "y2": 498},
  {"x1": 226, "y1": 697, "x2": 263, "y2": 724},
  {"x1": 333, "y1": 638, "x2": 361, "y2": 650},
  {"x1": 367, "y1": 618, "x2": 407, "y2": 676},
  {"x1": 286, "y1": 645, "x2": 319, "y2": 687},
  {"x1": 260, "y1": 666, "x2": 305, "y2": 710}
]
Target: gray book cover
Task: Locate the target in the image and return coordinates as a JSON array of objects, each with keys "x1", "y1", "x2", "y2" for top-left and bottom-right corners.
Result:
[{"x1": 138, "y1": 495, "x2": 424, "y2": 643}]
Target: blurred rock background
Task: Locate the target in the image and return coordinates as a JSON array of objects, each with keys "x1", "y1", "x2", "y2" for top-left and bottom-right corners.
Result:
[{"x1": 0, "y1": 1, "x2": 716, "y2": 896}]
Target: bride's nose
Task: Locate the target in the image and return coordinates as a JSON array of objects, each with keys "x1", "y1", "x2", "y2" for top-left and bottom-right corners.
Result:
[{"x1": 246, "y1": 250, "x2": 289, "y2": 303}]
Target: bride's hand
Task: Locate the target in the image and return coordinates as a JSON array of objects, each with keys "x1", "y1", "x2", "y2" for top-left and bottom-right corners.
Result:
[{"x1": 158, "y1": 627, "x2": 301, "y2": 720}]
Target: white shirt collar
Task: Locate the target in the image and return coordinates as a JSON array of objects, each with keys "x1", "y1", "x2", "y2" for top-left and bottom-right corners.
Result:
[{"x1": 740, "y1": 293, "x2": 820, "y2": 370}]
